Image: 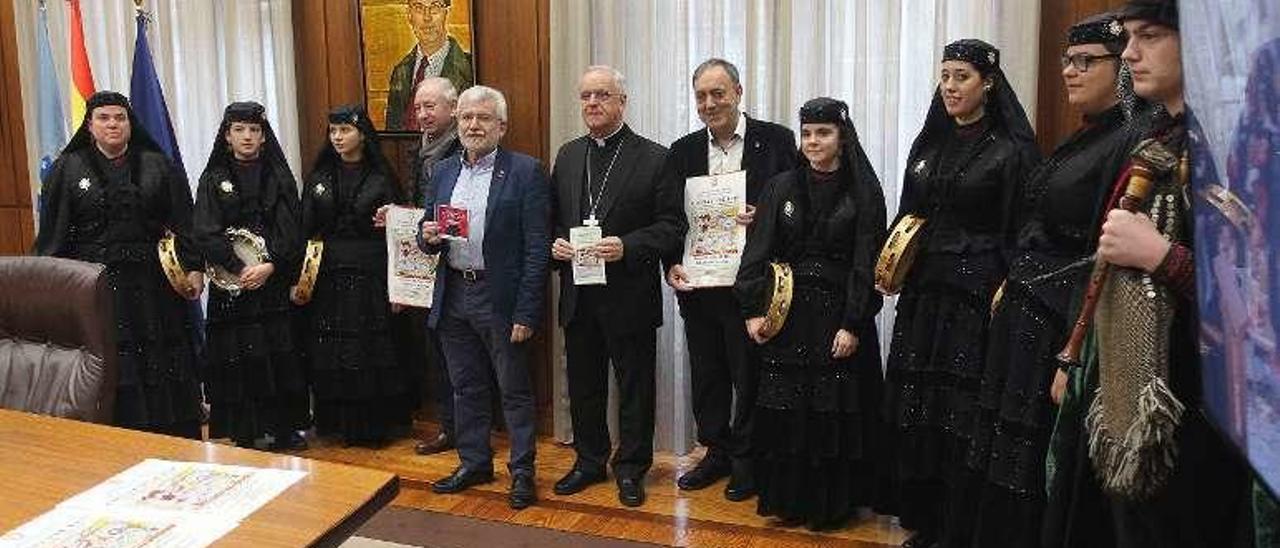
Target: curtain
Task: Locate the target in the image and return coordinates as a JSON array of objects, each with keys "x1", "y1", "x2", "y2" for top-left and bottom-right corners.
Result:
[
  {"x1": 15, "y1": 0, "x2": 302, "y2": 196},
  {"x1": 549, "y1": 0, "x2": 1041, "y2": 453}
]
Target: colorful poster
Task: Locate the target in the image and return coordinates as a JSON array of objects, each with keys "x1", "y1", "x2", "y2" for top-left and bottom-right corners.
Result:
[
  {"x1": 681, "y1": 170, "x2": 747, "y2": 288},
  {"x1": 386, "y1": 206, "x2": 438, "y2": 307}
]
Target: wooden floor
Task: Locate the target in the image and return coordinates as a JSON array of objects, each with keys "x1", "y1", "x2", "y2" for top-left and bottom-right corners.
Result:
[{"x1": 281, "y1": 425, "x2": 908, "y2": 548}]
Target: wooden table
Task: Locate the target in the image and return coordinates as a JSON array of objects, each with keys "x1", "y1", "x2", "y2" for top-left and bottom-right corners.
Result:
[{"x1": 0, "y1": 409, "x2": 399, "y2": 547}]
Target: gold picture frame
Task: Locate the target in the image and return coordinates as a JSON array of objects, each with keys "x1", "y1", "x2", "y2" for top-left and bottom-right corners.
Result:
[{"x1": 358, "y1": 0, "x2": 476, "y2": 133}]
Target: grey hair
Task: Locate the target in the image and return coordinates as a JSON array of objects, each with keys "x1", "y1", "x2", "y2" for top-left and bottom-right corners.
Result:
[
  {"x1": 415, "y1": 76, "x2": 458, "y2": 104},
  {"x1": 691, "y1": 58, "x2": 741, "y2": 87},
  {"x1": 583, "y1": 65, "x2": 627, "y2": 95},
  {"x1": 457, "y1": 85, "x2": 508, "y2": 122}
]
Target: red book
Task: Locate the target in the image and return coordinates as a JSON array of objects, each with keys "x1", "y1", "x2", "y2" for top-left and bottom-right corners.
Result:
[{"x1": 436, "y1": 204, "x2": 470, "y2": 240}]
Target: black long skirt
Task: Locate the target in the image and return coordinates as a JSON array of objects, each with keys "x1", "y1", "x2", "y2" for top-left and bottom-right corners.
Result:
[
  {"x1": 753, "y1": 281, "x2": 885, "y2": 531},
  {"x1": 104, "y1": 253, "x2": 203, "y2": 438},
  {"x1": 302, "y1": 241, "x2": 411, "y2": 444},
  {"x1": 205, "y1": 274, "x2": 310, "y2": 445}
]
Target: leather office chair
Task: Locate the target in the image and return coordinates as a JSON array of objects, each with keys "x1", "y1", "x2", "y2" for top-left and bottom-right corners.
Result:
[{"x1": 0, "y1": 256, "x2": 117, "y2": 423}]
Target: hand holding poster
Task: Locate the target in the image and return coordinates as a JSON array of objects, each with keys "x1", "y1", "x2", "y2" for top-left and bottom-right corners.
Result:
[
  {"x1": 386, "y1": 206, "x2": 438, "y2": 307},
  {"x1": 681, "y1": 170, "x2": 747, "y2": 288}
]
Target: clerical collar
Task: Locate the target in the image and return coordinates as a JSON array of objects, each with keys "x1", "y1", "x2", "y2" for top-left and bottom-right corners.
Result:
[{"x1": 590, "y1": 124, "x2": 626, "y2": 148}]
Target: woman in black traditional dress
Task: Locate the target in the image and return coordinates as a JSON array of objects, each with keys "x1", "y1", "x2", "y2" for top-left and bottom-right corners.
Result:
[
  {"x1": 295, "y1": 105, "x2": 411, "y2": 446},
  {"x1": 34, "y1": 91, "x2": 204, "y2": 438},
  {"x1": 736, "y1": 97, "x2": 887, "y2": 531},
  {"x1": 962, "y1": 14, "x2": 1146, "y2": 548},
  {"x1": 880, "y1": 40, "x2": 1040, "y2": 547},
  {"x1": 193, "y1": 102, "x2": 309, "y2": 450}
]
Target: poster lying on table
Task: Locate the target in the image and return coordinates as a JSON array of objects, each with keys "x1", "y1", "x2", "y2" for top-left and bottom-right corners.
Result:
[
  {"x1": 386, "y1": 206, "x2": 438, "y2": 307},
  {"x1": 681, "y1": 170, "x2": 747, "y2": 288},
  {"x1": 0, "y1": 459, "x2": 305, "y2": 548}
]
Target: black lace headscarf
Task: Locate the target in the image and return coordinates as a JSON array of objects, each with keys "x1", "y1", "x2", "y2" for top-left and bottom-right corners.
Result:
[
  {"x1": 905, "y1": 39, "x2": 1037, "y2": 166},
  {"x1": 798, "y1": 96, "x2": 882, "y2": 193},
  {"x1": 1069, "y1": 12, "x2": 1146, "y2": 121},
  {"x1": 310, "y1": 104, "x2": 393, "y2": 177},
  {"x1": 62, "y1": 91, "x2": 163, "y2": 156},
  {"x1": 202, "y1": 101, "x2": 294, "y2": 183}
]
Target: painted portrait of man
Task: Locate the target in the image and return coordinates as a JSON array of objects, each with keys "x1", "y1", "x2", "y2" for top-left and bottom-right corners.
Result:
[{"x1": 370, "y1": 0, "x2": 475, "y2": 131}]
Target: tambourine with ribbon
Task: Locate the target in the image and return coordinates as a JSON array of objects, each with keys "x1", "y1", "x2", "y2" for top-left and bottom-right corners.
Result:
[
  {"x1": 293, "y1": 239, "x2": 324, "y2": 304},
  {"x1": 206, "y1": 228, "x2": 270, "y2": 296},
  {"x1": 874, "y1": 214, "x2": 927, "y2": 295},
  {"x1": 759, "y1": 261, "x2": 794, "y2": 339}
]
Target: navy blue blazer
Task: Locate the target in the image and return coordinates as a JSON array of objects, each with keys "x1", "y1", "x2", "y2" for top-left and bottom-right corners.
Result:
[{"x1": 416, "y1": 147, "x2": 551, "y2": 330}]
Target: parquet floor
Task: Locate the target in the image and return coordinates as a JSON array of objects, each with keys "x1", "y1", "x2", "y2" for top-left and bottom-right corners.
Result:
[{"x1": 286, "y1": 425, "x2": 908, "y2": 548}]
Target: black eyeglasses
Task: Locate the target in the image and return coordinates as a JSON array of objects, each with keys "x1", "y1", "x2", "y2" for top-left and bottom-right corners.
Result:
[{"x1": 1060, "y1": 53, "x2": 1119, "y2": 72}]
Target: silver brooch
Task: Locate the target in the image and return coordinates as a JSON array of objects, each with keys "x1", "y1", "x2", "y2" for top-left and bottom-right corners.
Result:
[
  {"x1": 77, "y1": 178, "x2": 91, "y2": 190},
  {"x1": 314, "y1": 183, "x2": 326, "y2": 195},
  {"x1": 1109, "y1": 20, "x2": 1123, "y2": 36},
  {"x1": 783, "y1": 201, "x2": 794, "y2": 217},
  {"x1": 914, "y1": 160, "x2": 928, "y2": 174},
  {"x1": 218, "y1": 180, "x2": 234, "y2": 194}
]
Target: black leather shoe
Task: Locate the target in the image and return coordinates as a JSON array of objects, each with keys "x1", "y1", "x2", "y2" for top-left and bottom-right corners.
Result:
[
  {"x1": 431, "y1": 466, "x2": 495, "y2": 494},
  {"x1": 553, "y1": 468, "x2": 606, "y2": 496},
  {"x1": 508, "y1": 474, "x2": 536, "y2": 509},
  {"x1": 414, "y1": 432, "x2": 454, "y2": 455},
  {"x1": 723, "y1": 473, "x2": 755, "y2": 501},
  {"x1": 617, "y1": 477, "x2": 646, "y2": 507},
  {"x1": 677, "y1": 455, "x2": 729, "y2": 490}
]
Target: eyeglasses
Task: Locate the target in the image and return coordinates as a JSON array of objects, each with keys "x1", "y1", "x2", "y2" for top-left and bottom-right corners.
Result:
[
  {"x1": 579, "y1": 90, "x2": 622, "y2": 103},
  {"x1": 1060, "y1": 53, "x2": 1119, "y2": 73}
]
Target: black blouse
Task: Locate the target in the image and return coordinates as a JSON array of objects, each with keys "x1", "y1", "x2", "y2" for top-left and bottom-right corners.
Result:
[
  {"x1": 34, "y1": 147, "x2": 198, "y2": 268},
  {"x1": 736, "y1": 164, "x2": 888, "y2": 330},
  {"x1": 192, "y1": 157, "x2": 301, "y2": 276}
]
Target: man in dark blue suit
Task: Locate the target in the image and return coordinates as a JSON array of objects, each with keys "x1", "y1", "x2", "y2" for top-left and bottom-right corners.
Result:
[{"x1": 416, "y1": 85, "x2": 549, "y2": 510}]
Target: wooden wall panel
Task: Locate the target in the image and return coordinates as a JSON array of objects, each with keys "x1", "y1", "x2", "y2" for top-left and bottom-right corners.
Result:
[
  {"x1": 0, "y1": 0, "x2": 33, "y2": 255},
  {"x1": 291, "y1": 0, "x2": 554, "y2": 433},
  {"x1": 1036, "y1": 0, "x2": 1130, "y2": 152}
]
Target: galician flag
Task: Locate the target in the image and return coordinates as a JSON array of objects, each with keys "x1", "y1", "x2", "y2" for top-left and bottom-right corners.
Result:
[{"x1": 35, "y1": 0, "x2": 68, "y2": 217}]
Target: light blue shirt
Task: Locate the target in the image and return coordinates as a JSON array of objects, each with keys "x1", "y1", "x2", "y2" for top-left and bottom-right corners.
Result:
[{"x1": 447, "y1": 147, "x2": 497, "y2": 270}]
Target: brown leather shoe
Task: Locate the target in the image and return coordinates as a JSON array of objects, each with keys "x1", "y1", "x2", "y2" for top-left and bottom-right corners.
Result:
[{"x1": 414, "y1": 432, "x2": 454, "y2": 455}]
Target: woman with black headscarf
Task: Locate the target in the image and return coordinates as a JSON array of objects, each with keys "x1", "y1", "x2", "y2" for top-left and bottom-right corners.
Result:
[
  {"x1": 880, "y1": 40, "x2": 1040, "y2": 547},
  {"x1": 34, "y1": 91, "x2": 204, "y2": 438},
  {"x1": 193, "y1": 102, "x2": 309, "y2": 450},
  {"x1": 295, "y1": 105, "x2": 411, "y2": 446},
  {"x1": 961, "y1": 14, "x2": 1148, "y2": 548},
  {"x1": 735, "y1": 97, "x2": 887, "y2": 531}
]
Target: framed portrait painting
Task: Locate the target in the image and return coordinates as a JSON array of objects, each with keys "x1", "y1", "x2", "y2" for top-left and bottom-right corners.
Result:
[{"x1": 358, "y1": 0, "x2": 476, "y2": 133}]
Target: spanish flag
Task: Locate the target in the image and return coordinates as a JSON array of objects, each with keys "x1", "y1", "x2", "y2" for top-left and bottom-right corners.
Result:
[{"x1": 67, "y1": 0, "x2": 95, "y2": 124}]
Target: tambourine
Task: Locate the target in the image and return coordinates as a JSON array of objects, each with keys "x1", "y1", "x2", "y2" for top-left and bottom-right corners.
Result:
[
  {"x1": 874, "y1": 214, "x2": 927, "y2": 295},
  {"x1": 293, "y1": 239, "x2": 324, "y2": 304},
  {"x1": 990, "y1": 280, "x2": 1006, "y2": 317},
  {"x1": 157, "y1": 233, "x2": 194, "y2": 296},
  {"x1": 759, "y1": 262, "x2": 793, "y2": 339},
  {"x1": 206, "y1": 228, "x2": 270, "y2": 296}
]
